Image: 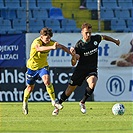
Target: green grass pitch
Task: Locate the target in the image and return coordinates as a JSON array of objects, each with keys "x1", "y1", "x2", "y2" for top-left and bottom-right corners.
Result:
[{"x1": 0, "y1": 102, "x2": 133, "y2": 133}]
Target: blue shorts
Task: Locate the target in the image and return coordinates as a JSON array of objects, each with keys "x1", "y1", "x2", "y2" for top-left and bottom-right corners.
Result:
[{"x1": 26, "y1": 66, "x2": 49, "y2": 85}]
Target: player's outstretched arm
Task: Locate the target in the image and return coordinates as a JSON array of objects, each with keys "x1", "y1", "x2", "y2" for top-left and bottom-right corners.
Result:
[
  {"x1": 71, "y1": 54, "x2": 80, "y2": 66},
  {"x1": 35, "y1": 44, "x2": 57, "y2": 52},
  {"x1": 102, "y1": 35, "x2": 120, "y2": 46},
  {"x1": 57, "y1": 43, "x2": 72, "y2": 55},
  {"x1": 70, "y1": 47, "x2": 80, "y2": 66}
]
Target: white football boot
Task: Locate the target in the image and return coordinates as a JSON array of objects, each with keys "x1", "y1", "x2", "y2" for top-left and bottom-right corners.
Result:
[
  {"x1": 79, "y1": 102, "x2": 86, "y2": 114},
  {"x1": 54, "y1": 103, "x2": 63, "y2": 110},
  {"x1": 52, "y1": 108, "x2": 59, "y2": 116}
]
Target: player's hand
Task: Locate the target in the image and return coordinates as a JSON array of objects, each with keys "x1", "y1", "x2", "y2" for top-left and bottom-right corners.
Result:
[
  {"x1": 70, "y1": 47, "x2": 76, "y2": 56},
  {"x1": 115, "y1": 39, "x2": 120, "y2": 46},
  {"x1": 75, "y1": 54, "x2": 80, "y2": 60},
  {"x1": 53, "y1": 42, "x2": 59, "y2": 49}
]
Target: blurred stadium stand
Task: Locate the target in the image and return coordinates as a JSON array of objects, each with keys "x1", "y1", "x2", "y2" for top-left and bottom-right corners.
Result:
[
  {"x1": 61, "y1": 18, "x2": 80, "y2": 33},
  {"x1": 16, "y1": 8, "x2": 32, "y2": 20},
  {"x1": 0, "y1": 0, "x2": 133, "y2": 34},
  {"x1": 101, "y1": 0, "x2": 133, "y2": 32},
  {"x1": 28, "y1": 19, "x2": 44, "y2": 33},
  {"x1": 5, "y1": 0, "x2": 21, "y2": 9},
  {"x1": 111, "y1": 19, "x2": 130, "y2": 32},
  {"x1": 37, "y1": 0, "x2": 53, "y2": 10},
  {"x1": 12, "y1": 19, "x2": 27, "y2": 33},
  {"x1": 0, "y1": 19, "x2": 16, "y2": 34},
  {"x1": 117, "y1": 0, "x2": 133, "y2": 9},
  {"x1": 101, "y1": 0, "x2": 119, "y2": 9},
  {"x1": 45, "y1": 18, "x2": 65, "y2": 33},
  {"x1": 1, "y1": 9, "x2": 17, "y2": 20},
  {"x1": 32, "y1": 9, "x2": 49, "y2": 20},
  {"x1": 100, "y1": 9, "x2": 115, "y2": 20},
  {"x1": 49, "y1": 7, "x2": 64, "y2": 20},
  {"x1": 114, "y1": 9, "x2": 130, "y2": 19},
  {"x1": 0, "y1": 1, "x2": 5, "y2": 9},
  {"x1": 20, "y1": 0, "x2": 40, "y2": 9},
  {"x1": 86, "y1": 0, "x2": 97, "y2": 10},
  {"x1": 126, "y1": 18, "x2": 133, "y2": 32}
]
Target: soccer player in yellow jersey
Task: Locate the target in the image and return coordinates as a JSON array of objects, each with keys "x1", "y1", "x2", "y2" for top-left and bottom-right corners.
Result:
[{"x1": 22, "y1": 27, "x2": 74, "y2": 115}]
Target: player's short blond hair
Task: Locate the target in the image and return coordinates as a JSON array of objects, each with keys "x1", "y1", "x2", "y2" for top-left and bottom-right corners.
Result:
[{"x1": 81, "y1": 23, "x2": 92, "y2": 30}]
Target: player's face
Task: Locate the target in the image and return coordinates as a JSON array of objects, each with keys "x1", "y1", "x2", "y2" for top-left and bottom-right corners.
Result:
[
  {"x1": 41, "y1": 35, "x2": 51, "y2": 44},
  {"x1": 81, "y1": 28, "x2": 92, "y2": 42}
]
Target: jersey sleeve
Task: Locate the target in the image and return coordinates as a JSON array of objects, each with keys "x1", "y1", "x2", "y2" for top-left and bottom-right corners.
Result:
[
  {"x1": 95, "y1": 35, "x2": 102, "y2": 43},
  {"x1": 49, "y1": 40, "x2": 55, "y2": 46},
  {"x1": 32, "y1": 38, "x2": 42, "y2": 49}
]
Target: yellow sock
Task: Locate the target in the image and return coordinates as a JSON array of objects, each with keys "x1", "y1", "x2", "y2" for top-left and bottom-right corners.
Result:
[
  {"x1": 46, "y1": 83, "x2": 55, "y2": 101},
  {"x1": 23, "y1": 88, "x2": 30, "y2": 102}
]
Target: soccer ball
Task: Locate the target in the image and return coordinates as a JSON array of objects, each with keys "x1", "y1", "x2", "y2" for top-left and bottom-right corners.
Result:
[{"x1": 112, "y1": 103, "x2": 125, "y2": 115}]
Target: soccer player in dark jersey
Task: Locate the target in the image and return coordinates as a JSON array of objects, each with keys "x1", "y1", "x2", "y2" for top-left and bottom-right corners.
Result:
[{"x1": 53, "y1": 23, "x2": 120, "y2": 115}]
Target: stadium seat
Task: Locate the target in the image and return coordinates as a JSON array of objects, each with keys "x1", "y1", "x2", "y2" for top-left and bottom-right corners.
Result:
[
  {"x1": 32, "y1": 9, "x2": 48, "y2": 20},
  {"x1": 131, "y1": 8, "x2": 133, "y2": 18},
  {"x1": 37, "y1": 0, "x2": 53, "y2": 9},
  {"x1": 5, "y1": 0, "x2": 20, "y2": 9},
  {"x1": 0, "y1": 1, "x2": 6, "y2": 9},
  {"x1": 117, "y1": 0, "x2": 133, "y2": 9},
  {"x1": 45, "y1": 19, "x2": 64, "y2": 33},
  {"x1": 0, "y1": 30, "x2": 6, "y2": 34},
  {"x1": 101, "y1": 0, "x2": 119, "y2": 9},
  {"x1": 86, "y1": 0, "x2": 97, "y2": 10},
  {"x1": 0, "y1": 19, "x2": 15, "y2": 34},
  {"x1": 20, "y1": 0, "x2": 39, "y2": 9},
  {"x1": 1, "y1": 9, "x2": 17, "y2": 20},
  {"x1": 12, "y1": 19, "x2": 27, "y2": 33},
  {"x1": 126, "y1": 19, "x2": 133, "y2": 32},
  {"x1": 16, "y1": 9, "x2": 32, "y2": 20},
  {"x1": 29, "y1": 19, "x2": 44, "y2": 33},
  {"x1": 100, "y1": 9, "x2": 115, "y2": 20},
  {"x1": 114, "y1": 9, "x2": 130, "y2": 19},
  {"x1": 49, "y1": 7, "x2": 64, "y2": 20},
  {"x1": 61, "y1": 19, "x2": 80, "y2": 33},
  {"x1": 0, "y1": 18, "x2": 6, "y2": 34},
  {"x1": 111, "y1": 19, "x2": 129, "y2": 32}
]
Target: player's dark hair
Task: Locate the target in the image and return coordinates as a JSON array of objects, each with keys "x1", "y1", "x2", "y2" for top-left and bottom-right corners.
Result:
[
  {"x1": 40, "y1": 27, "x2": 53, "y2": 37},
  {"x1": 81, "y1": 23, "x2": 92, "y2": 30}
]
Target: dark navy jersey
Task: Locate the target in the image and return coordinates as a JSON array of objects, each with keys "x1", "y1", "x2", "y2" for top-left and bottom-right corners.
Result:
[{"x1": 75, "y1": 35, "x2": 102, "y2": 69}]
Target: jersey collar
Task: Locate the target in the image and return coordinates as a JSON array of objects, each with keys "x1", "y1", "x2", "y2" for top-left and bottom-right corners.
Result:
[{"x1": 81, "y1": 38, "x2": 91, "y2": 43}]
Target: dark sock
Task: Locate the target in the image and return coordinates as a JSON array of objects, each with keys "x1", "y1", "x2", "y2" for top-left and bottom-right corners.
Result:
[
  {"x1": 81, "y1": 87, "x2": 94, "y2": 103},
  {"x1": 59, "y1": 91, "x2": 69, "y2": 104}
]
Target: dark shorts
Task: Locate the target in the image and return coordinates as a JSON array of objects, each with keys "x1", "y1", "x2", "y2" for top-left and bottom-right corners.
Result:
[
  {"x1": 69, "y1": 67, "x2": 98, "y2": 86},
  {"x1": 26, "y1": 66, "x2": 49, "y2": 85}
]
